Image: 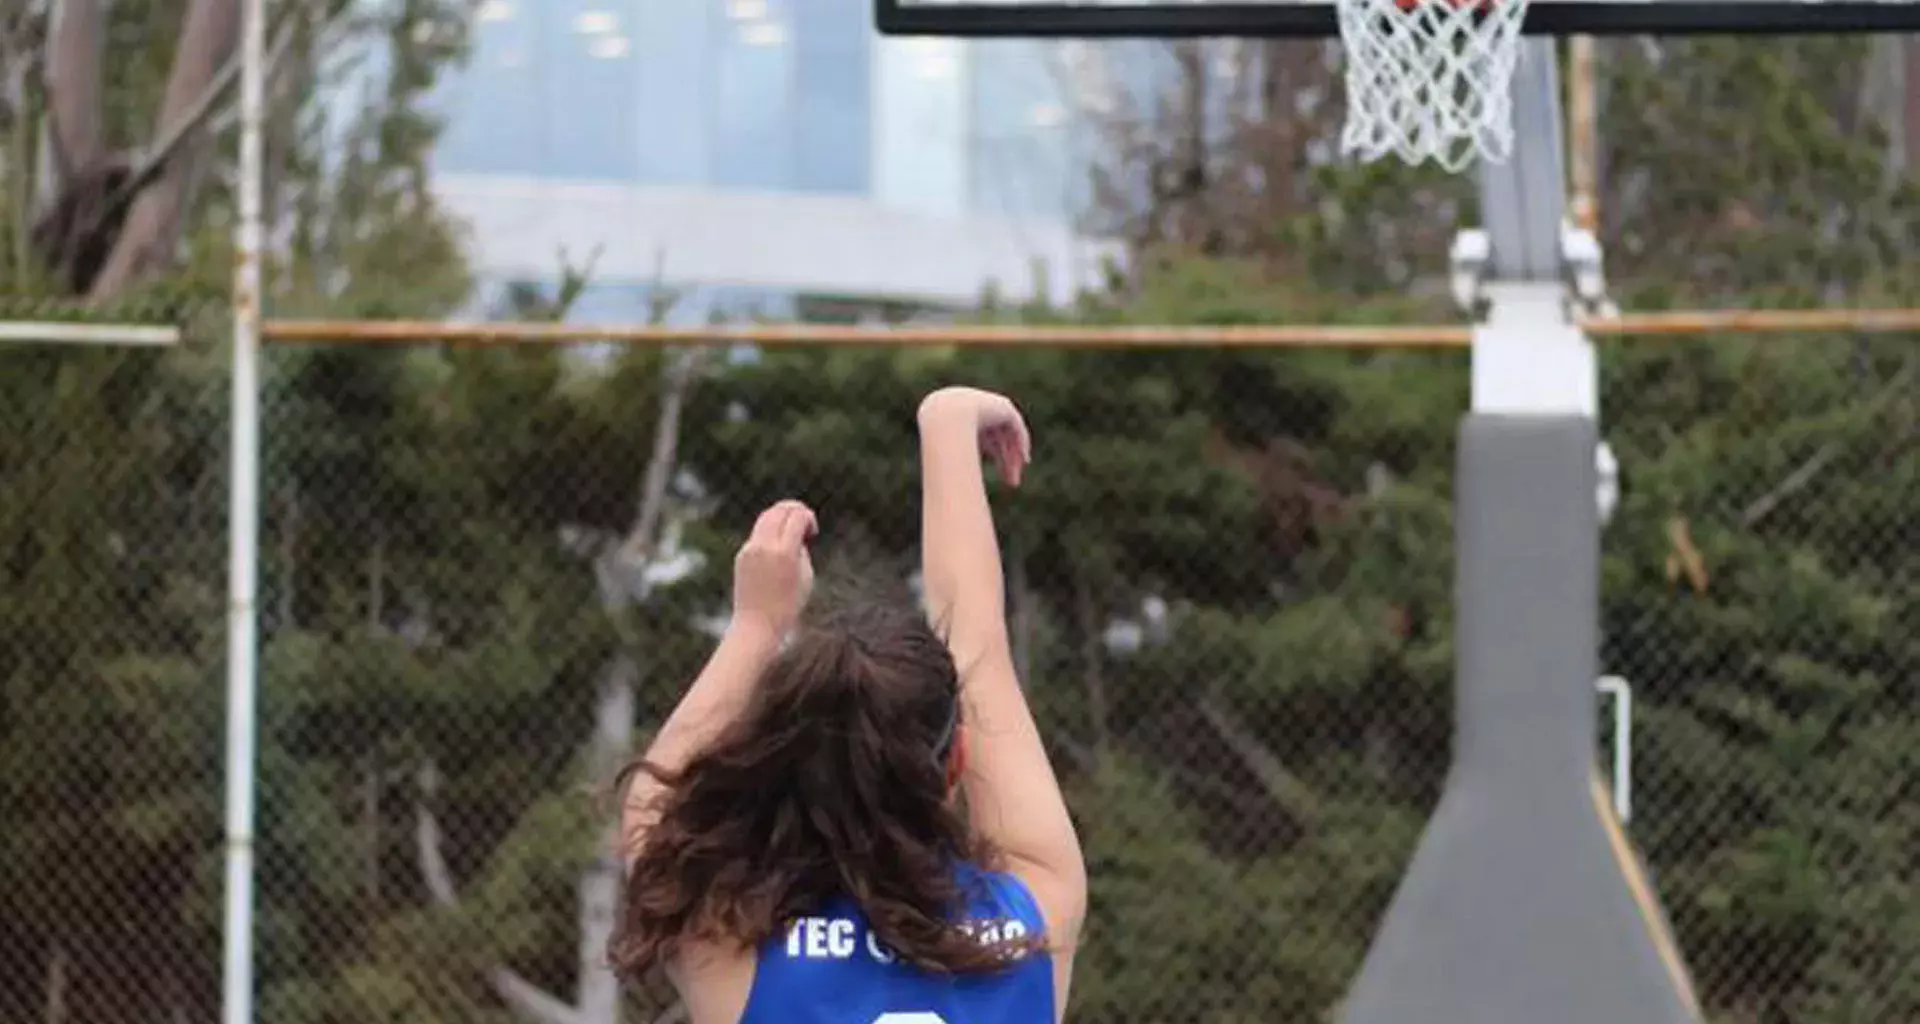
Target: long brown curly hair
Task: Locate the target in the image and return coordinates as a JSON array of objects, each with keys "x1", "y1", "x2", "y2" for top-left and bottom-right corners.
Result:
[{"x1": 611, "y1": 599, "x2": 1033, "y2": 981}]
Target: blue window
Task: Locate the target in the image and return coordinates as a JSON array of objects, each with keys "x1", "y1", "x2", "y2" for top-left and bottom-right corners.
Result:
[
  {"x1": 435, "y1": 0, "x2": 639, "y2": 179},
  {"x1": 633, "y1": 0, "x2": 716, "y2": 184},
  {"x1": 712, "y1": 0, "x2": 797, "y2": 189},
  {"x1": 792, "y1": 0, "x2": 871, "y2": 194}
]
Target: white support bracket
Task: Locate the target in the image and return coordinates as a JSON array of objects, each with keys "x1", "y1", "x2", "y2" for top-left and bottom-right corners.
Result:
[
  {"x1": 1468, "y1": 282, "x2": 1597, "y2": 417},
  {"x1": 1595, "y1": 675, "x2": 1633, "y2": 824},
  {"x1": 1559, "y1": 223, "x2": 1618, "y2": 321},
  {"x1": 1453, "y1": 220, "x2": 1620, "y2": 525},
  {"x1": 1447, "y1": 222, "x2": 1618, "y2": 326}
]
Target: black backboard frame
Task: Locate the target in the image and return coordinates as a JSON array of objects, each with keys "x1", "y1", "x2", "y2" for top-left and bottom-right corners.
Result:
[{"x1": 876, "y1": 0, "x2": 1920, "y2": 37}]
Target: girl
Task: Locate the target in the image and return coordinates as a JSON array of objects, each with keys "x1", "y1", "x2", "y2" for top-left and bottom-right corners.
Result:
[{"x1": 613, "y1": 386, "x2": 1086, "y2": 1024}]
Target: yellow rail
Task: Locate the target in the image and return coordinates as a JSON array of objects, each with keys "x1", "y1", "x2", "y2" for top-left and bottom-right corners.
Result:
[
  {"x1": 261, "y1": 319, "x2": 1475, "y2": 348},
  {"x1": 1581, "y1": 308, "x2": 1920, "y2": 336},
  {"x1": 261, "y1": 308, "x2": 1920, "y2": 349}
]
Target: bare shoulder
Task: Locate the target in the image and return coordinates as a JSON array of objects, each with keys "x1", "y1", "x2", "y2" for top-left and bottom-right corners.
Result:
[
  {"x1": 998, "y1": 859, "x2": 1083, "y2": 1024},
  {"x1": 666, "y1": 942, "x2": 757, "y2": 1024},
  {"x1": 1003, "y1": 856, "x2": 1086, "y2": 952}
]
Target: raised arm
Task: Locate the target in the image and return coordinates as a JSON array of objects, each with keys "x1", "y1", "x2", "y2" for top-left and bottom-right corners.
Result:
[
  {"x1": 916, "y1": 387, "x2": 1086, "y2": 944},
  {"x1": 621, "y1": 499, "x2": 817, "y2": 863}
]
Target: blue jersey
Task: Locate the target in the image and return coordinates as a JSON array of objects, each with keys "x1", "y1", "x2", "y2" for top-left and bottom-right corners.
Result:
[{"x1": 737, "y1": 866, "x2": 1055, "y2": 1024}]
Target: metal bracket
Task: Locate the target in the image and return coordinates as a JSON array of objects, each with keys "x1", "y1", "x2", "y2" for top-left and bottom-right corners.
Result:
[
  {"x1": 1560, "y1": 223, "x2": 1618, "y2": 320},
  {"x1": 1450, "y1": 229, "x2": 1492, "y2": 313},
  {"x1": 1595, "y1": 676, "x2": 1634, "y2": 824},
  {"x1": 1448, "y1": 223, "x2": 1617, "y2": 320}
]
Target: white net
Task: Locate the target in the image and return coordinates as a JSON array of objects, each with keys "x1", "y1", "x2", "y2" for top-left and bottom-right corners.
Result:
[{"x1": 1335, "y1": 0, "x2": 1531, "y2": 170}]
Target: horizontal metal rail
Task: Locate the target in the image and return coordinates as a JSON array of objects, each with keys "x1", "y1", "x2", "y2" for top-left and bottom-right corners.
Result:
[
  {"x1": 0, "y1": 321, "x2": 182, "y2": 347},
  {"x1": 260, "y1": 319, "x2": 1476, "y2": 348},
  {"x1": 259, "y1": 307, "x2": 1920, "y2": 349},
  {"x1": 1583, "y1": 308, "x2": 1920, "y2": 337}
]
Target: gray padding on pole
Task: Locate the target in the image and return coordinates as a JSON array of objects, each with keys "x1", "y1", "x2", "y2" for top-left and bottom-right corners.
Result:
[
  {"x1": 1479, "y1": 40, "x2": 1567, "y2": 281},
  {"x1": 1340, "y1": 415, "x2": 1699, "y2": 1024}
]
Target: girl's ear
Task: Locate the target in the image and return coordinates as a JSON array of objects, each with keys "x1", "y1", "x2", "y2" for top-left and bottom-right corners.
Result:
[{"x1": 944, "y1": 724, "x2": 968, "y2": 793}]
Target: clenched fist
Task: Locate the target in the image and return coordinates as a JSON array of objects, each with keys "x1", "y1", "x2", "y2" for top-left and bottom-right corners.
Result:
[{"x1": 731, "y1": 499, "x2": 818, "y2": 640}]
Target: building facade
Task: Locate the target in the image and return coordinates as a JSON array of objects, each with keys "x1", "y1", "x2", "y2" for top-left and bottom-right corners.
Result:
[{"x1": 428, "y1": 0, "x2": 1114, "y2": 320}]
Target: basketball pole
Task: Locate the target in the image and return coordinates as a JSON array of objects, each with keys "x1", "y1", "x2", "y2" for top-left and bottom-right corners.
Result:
[
  {"x1": 223, "y1": 0, "x2": 267, "y2": 1021},
  {"x1": 1340, "y1": 39, "x2": 1701, "y2": 1024}
]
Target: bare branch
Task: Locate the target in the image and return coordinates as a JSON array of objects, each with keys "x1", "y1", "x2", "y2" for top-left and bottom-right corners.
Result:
[
  {"x1": 414, "y1": 764, "x2": 585, "y2": 1024},
  {"x1": 411, "y1": 765, "x2": 458, "y2": 905},
  {"x1": 599, "y1": 266, "x2": 701, "y2": 624},
  {"x1": 43, "y1": 939, "x2": 68, "y2": 1024},
  {"x1": 103, "y1": 6, "x2": 299, "y2": 218},
  {"x1": 4, "y1": 30, "x2": 40, "y2": 272},
  {"x1": 88, "y1": 0, "x2": 241, "y2": 297},
  {"x1": 577, "y1": 661, "x2": 639, "y2": 1023},
  {"x1": 139, "y1": 12, "x2": 299, "y2": 188},
  {"x1": 1074, "y1": 575, "x2": 1112, "y2": 771},
  {"x1": 1196, "y1": 696, "x2": 1323, "y2": 828},
  {"x1": 621, "y1": 350, "x2": 698, "y2": 567},
  {"x1": 1009, "y1": 538, "x2": 1037, "y2": 684},
  {"x1": 415, "y1": 282, "x2": 703, "y2": 1024},
  {"x1": 1740, "y1": 356, "x2": 1917, "y2": 527},
  {"x1": 619, "y1": 251, "x2": 696, "y2": 566},
  {"x1": 488, "y1": 971, "x2": 586, "y2": 1024},
  {"x1": 1738, "y1": 444, "x2": 1844, "y2": 528},
  {"x1": 89, "y1": 0, "x2": 309, "y2": 298}
]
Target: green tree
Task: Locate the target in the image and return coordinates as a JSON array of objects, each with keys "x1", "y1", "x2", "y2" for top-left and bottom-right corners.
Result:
[
  {"x1": 1069, "y1": 34, "x2": 1920, "y2": 1023},
  {"x1": 6, "y1": 21, "x2": 1915, "y2": 1024},
  {"x1": 0, "y1": 1, "x2": 474, "y2": 1019},
  {"x1": 1585, "y1": 36, "x2": 1920, "y2": 1024}
]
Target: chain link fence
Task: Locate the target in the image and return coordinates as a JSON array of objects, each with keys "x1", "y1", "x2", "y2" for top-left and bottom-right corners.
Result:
[
  {"x1": 4, "y1": 316, "x2": 1912, "y2": 1022},
  {"x1": 4, "y1": 12, "x2": 1918, "y2": 1023},
  {"x1": 0, "y1": 304, "x2": 228, "y2": 1022},
  {"x1": 1603, "y1": 333, "x2": 1919, "y2": 1023},
  {"x1": 237, "y1": 337, "x2": 1469, "y2": 1024}
]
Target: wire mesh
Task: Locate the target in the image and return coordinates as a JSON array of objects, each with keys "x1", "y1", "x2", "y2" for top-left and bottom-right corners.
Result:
[
  {"x1": 0, "y1": 309, "x2": 229, "y2": 1022},
  {"x1": 12, "y1": 323, "x2": 1909, "y2": 1022},
  {"x1": 1585, "y1": 34, "x2": 1920, "y2": 1022},
  {"x1": 4, "y1": 10, "x2": 1920, "y2": 1024},
  {"x1": 1601, "y1": 333, "x2": 1920, "y2": 1022},
  {"x1": 219, "y1": 337, "x2": 1465, "y2": 1024}
]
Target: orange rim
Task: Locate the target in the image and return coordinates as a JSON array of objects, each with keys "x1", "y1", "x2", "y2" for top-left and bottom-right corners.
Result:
[{"x1": 1395, "y1": 0, "x2": 1499, "y2": 10}]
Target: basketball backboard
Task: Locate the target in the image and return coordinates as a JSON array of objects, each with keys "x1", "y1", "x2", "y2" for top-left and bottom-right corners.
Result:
[{"x1": 877, "y1": 0, "x2": 1920, "y2": 37}]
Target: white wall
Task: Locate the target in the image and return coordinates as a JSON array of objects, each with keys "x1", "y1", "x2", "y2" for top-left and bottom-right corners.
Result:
[{"x1": 433, "y1": 173, "x2": 1119, "y2": 307}]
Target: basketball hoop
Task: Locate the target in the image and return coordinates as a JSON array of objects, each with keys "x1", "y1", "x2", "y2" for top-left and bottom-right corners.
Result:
[{"x1": 1334, "y1": 0, "x2": 1530, "y2": 170}]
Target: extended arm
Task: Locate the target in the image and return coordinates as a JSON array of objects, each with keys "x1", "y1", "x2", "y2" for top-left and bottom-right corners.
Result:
[
  {"x1": 619, "y1": 624, "x2": 781, "y2": 858},
  {"x1": 917, "y1": 389, "x2": 1086, "y2": 942},
  {"x1": 621, "y1": 500, "x2": 816, "y2": 862}
]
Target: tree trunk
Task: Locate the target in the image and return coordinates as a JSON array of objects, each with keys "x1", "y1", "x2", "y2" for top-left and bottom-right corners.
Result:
[
  {"x1": 261, "y1": 17, "x2": 316, "y2": 253},
  {"x1": 1905, "y1": 37, "x2": 1920, "y2": 174},
  {"x1": 1196, "y1": 696, "x2": 1323, "y2": 829},
  {"x1": 40, "y1": 0, "x2": 104, "y2": 210},
  {"x1": 572, "y1": 350, "x2": 701, "y2": 1024},
  {"x1": 414, "y1": 764, "x2": 584, "y2": 1024},
  {"x1": 1009, "y1": 540, "x2": 1037, "y2": 684},
  {"x1": 1074, "y1": 574, "x2": 1111, "y2": 771},
  {"x1": 5, "y1": 45, "x2": 35, "y2": 276},
  {"x1": 414, "y1": 349, "x2": 699, "y2": 1024},
  {"x1": 89, "y1": 0, "x2": 240, "y2": 299},
  {"x1": 576, "y1": 660, "x2": 638, "y2": 1024},
  {"x1": 361, "y1": 751, "x2": 381, "y2": 904},
  {"x1": 42, "y1": 940, "x2": 68, "y2": 1024}
]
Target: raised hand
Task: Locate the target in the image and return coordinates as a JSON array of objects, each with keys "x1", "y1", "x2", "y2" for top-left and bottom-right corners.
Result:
[
  {"x1": 731, "y1": 498, "x2": 818, "y2": 640},
  {"x1": 916, "y1": 386, "x2": 1032, "y2": 487}
]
